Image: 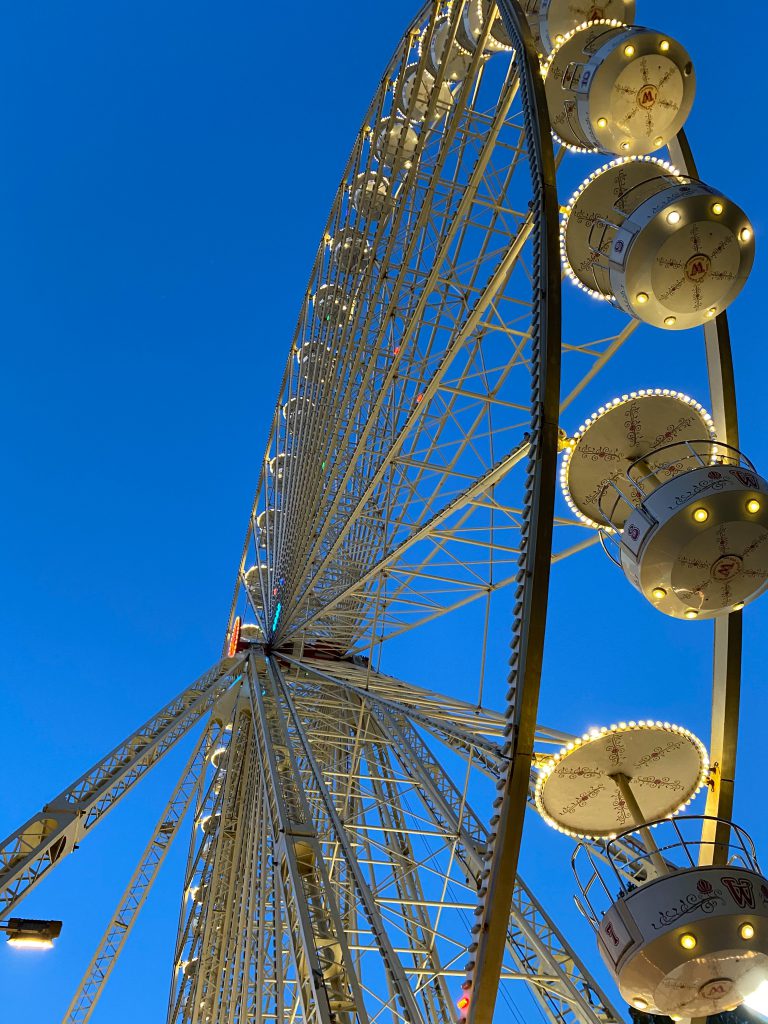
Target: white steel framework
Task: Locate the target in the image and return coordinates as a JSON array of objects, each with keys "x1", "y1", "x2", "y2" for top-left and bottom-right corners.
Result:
[{"x1": 0, "y1": 1, "x2": 756, "y2": 1023}]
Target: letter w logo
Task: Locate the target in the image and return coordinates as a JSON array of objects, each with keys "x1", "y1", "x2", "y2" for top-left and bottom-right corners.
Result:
[{"x1": 722, "y1": 875, "x2": 755, "y2": 908}]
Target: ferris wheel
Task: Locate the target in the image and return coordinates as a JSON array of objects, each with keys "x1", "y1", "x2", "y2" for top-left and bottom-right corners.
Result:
[{"x1": 1, "y1": 2, "x2": 765, "y2": 1024}]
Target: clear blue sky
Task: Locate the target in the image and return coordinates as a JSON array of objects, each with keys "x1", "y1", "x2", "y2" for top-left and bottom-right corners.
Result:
[{"x1": 1, "y1": 1, "x2": 768, "y2": 1020}]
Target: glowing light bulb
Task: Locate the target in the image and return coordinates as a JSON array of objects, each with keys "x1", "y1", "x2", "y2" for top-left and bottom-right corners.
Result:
[
  {"x1": 741, "y1": 922, "x2": 755, "y2": 940},
  {"x1": 597, "y1": 117, "x2": 608, "y2": 128},
  {"x1": 679, "y1": 933, "x2": 697, "y2": 950},
  {"x1": 635, "y1": 292, "x2": 649, "y2": 304},
  {"x1": 633, "y1": 999, "x2": 648, "y2": 1010},
  {"x1": 747, "y1": 499, "x2": 761, "y2": 514},
  {"x1": 624, "y1": 44, "x2": 635, "y2": 57},
  {"x1": 652, "y1": 587, "x2": 667, "y2": 600},
  {"x1": 659, "y1": 39, "x2": 670, "y2": 52},
  {"x1": 706, "y1": 307, "x2": 717, "y2": 318},
  {"x1": 684, "y1": 609, "x2": 699, "y2": 620},
  {"x1": 693, "y1": 507, "x2": 709, "y2": 523},
  {"x1": 664, "y1": 316, "x2": 677, "y2": 326},
  {"x1": 733, "y1": 602, "x2": 745, "y2": 612},
  {"x1": 740, "y1": 227, "x2": 753, "y2": 242},
  {"x1": 666, "y1": 210, "x2": 681, "y2": 225},
  {"x1": 712, "y1": 202, "x2": 724, "y2": 215}
]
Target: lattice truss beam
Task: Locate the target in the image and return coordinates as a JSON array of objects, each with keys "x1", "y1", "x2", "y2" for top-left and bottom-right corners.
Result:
[
  {"x1": 226, "y1": 0, "x2": 637, "y2": 656},
  {"x1": 0, "y1": 656, "x2": 247, "y2": 919},
  {"x1": 0, "y1": 651, "x2": 631, "y2": 1024}
]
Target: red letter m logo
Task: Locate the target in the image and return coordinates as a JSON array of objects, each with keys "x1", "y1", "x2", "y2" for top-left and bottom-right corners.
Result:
[
  {"x1": 722, "y1": 875, "x2": 755, "y2": 909},
  {"x1": 638, "y1": 84, "x2": 658, "y2": 109}
]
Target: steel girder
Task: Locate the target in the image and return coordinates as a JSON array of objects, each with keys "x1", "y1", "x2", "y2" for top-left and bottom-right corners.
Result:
[
  {"x1": 0, "y1": 655, "x2": 246, "y2": 917},
  {"x1": 279, "y1": 655, "x2": 620, "y2": 1024},
  {"x1": 64, "y1": 725, "x2": 219, "y2": 1024},
  {"x1": 249, "y1": 652, "x2": 369, "y2": 1024},
  {"x1": 0, "y1": 648, "x2": 626, "y2": 1024}
]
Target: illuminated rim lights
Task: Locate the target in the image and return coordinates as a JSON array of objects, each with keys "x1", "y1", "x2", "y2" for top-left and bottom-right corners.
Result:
[
  {"x1": 542, "y1": 22, "x2": 680, "y2": 157},
  {"x1": 533, "y1": 720, "x2": 710, "y2": 840},
  {"x1": 226, "y1": 616, "x2": 241, "y2": 658},
  {"x1": 312, "y1": 283, "x2": 354, "y2": 320},
  {"x1": 741, "y1": 923, "x2": 756, "y2": 940},
  {"x1": 560, "y1": 389, "x2": 717, "y2": 531},
  {"x1": 418, "y1": 15, "x2": 477, "y2": 81},
  {"x1": 542, "y1": 19, "x2": 628, "y2": 79},
  {"x1": 541, "y1": 19, "x2": 628, "y2": 155},
  {"x1": 281, "y1": 395, "x2": 315, "y2": 421},
  {"x1": 679, "y1": 932, "x2": 697, "y2": 950},
  {"x1": 560, "y1": 156, "x2": 684, "y2": 301},
  {"x1": 465, "y1": 0, "x2": 513, "y2": 54}
]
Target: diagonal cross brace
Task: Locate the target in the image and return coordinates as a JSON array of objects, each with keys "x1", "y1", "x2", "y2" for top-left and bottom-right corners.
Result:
[{"x1": 0, "y1": 654, "x2": 246, "y2": 917}]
